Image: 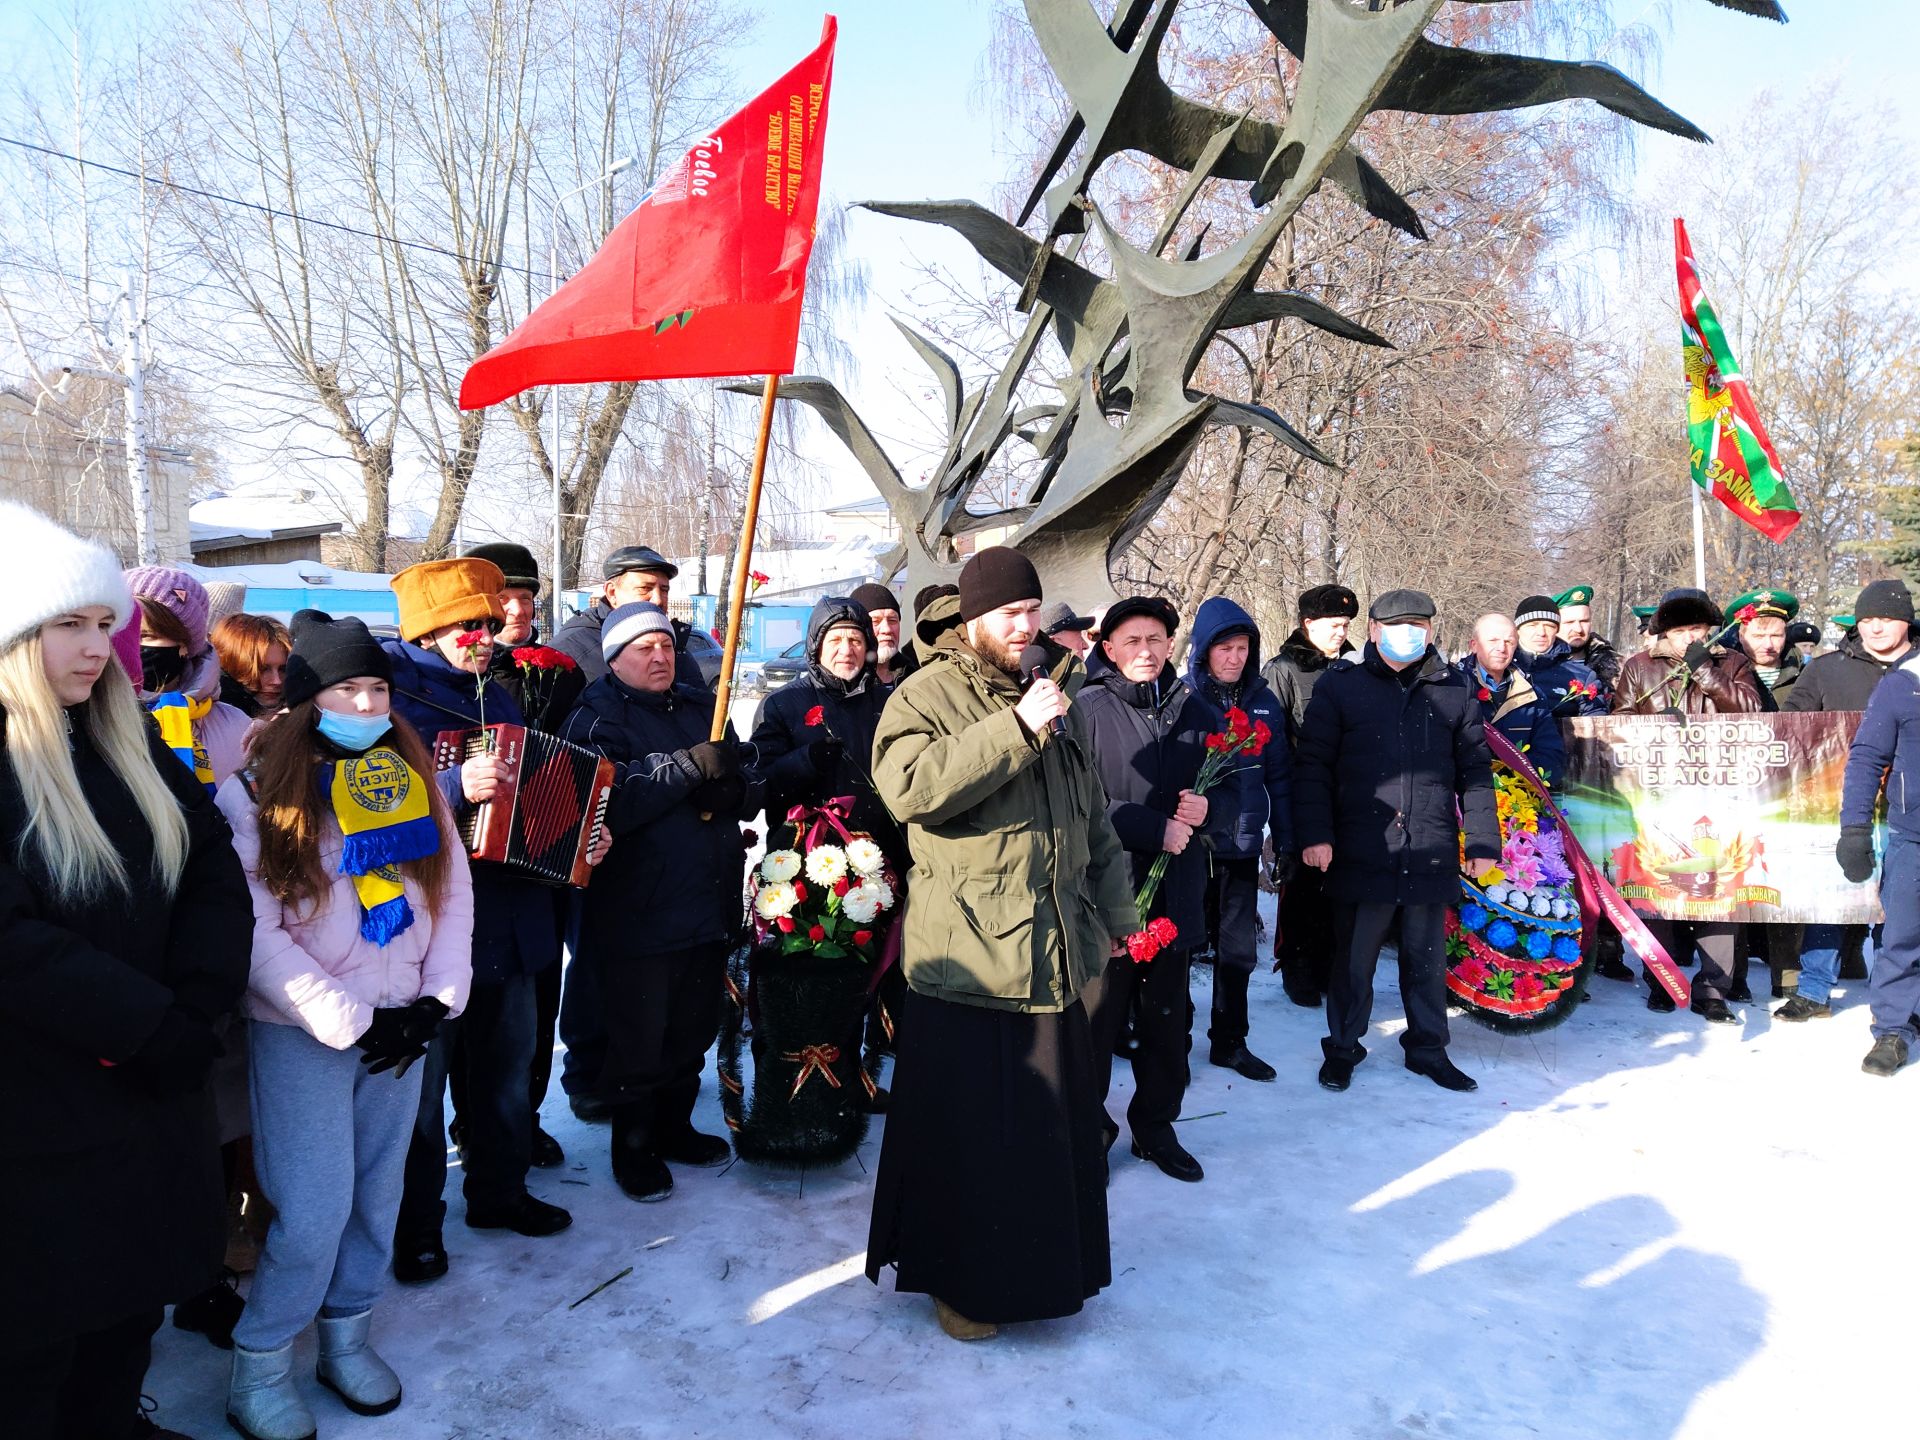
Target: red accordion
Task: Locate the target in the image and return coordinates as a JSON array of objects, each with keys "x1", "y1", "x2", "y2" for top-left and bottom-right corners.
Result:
[{"x1": 432, "y1": 724, "x2": 613, "y2": 888}]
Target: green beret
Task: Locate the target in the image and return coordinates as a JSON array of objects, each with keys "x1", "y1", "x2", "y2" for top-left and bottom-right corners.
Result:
[
  {"x1": 1725, "y1": 588, "x2": 1799, "y2": 622},
  {"x1": 1830, "y1": 613, "x2": 1855, "y2": 630},
  {"x1": 1553, "y1": 585, "x2": 1594, "y2": 608},
  {"x1": 1631, "y1": 603, "x2": 1656, "y2": 632}
]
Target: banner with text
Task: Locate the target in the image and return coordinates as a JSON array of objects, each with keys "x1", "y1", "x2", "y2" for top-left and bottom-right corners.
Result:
[{"x1": 1559, "y1": 712, "x2": 1882, "y2": 926}]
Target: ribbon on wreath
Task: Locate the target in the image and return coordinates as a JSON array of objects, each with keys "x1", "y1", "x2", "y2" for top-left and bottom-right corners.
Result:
[
  {"x1": 1481, "y1": 728, "x2": 1689, "y2": 1006},
  {"x1": 784, "y1": 1043, "x2": 844, "y2": 1101}
]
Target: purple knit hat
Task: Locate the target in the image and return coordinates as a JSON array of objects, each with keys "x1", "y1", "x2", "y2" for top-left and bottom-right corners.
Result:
[{"x1": 125, "y1": 565, "x2": 212, "y2": 653}]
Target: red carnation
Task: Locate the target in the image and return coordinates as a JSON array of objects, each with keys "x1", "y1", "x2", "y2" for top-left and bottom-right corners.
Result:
[
  {"x1": 1476, "y1": 686, "x2": 1491, "y2": 702},
  {"x1": 1737, "y1": 604, "x2": 1757, "y2": 624},
  {"x1": 808, "y1": 923, "x2": 826, "y2": 943},
  {"x1": 1225, "y1": 706, "x2": 1252, "y2": 737},
  {"x1": 852, "y1": 929, "x2": 873, "y2": 947},
  {"x1": 454, "y1": 629, "x2": 489, "y2": 651},
  {"x1": 1205, "y1": 733, "x2": 1228, "y2": 751},
  {"x1": 741, "y1": 828, "x2": 759, "y2": 848},
  {"x1": 805, "y1": 705, "x2": 826, "y2": 728},
  {"x1": 776, "y1": 916, "x2": 796, "y2": 934},
  {"x1": 793, "y1": 881, "x2": 807, "y2": 902},
  {"x1": 1126, "y1": 930, "x2": 1160, "y2": 963},
  {"x1": 1147, "y1": 916, "x2": 1178, "y2": 947},
  {"x1": 833, "y1": 876, "x2": 851, "y2": 897}
]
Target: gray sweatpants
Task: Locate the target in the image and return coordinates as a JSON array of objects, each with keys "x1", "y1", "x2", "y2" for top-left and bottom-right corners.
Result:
[{"x1": 234, "y1": 1019, "x2": 423, "y2": 1353}]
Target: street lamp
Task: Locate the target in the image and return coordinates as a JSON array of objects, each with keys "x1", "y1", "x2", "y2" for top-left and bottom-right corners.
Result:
[{"x1": 547, "y1": 155, "x2": 637, "y2": 634}]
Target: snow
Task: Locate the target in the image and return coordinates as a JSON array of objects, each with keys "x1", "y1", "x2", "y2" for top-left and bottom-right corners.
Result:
[{"x1": 144, "y1": 895, "x2": 1914, "y2": 1438}]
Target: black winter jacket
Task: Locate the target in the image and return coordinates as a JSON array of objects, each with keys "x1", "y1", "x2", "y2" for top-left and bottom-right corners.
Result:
[
  {"x1": 486, "y1": 626, "x2": 587, "y2": 732},
  {"x1": 1568, "y1": 635, "x2": 1623, "y2": 694},
  {"x1": 554, "y1": 598, "x2": 704, "y2": 690},
  {"x1": 0, "y1": 706, "x2": 252, "y2": 1345},
  {"x1": 1077, "y1": 656, "x2": 1223, "y2": 945},
  {"x1": 561, "y1": 674, "x2": 760, "y2": 962},
  {"x1": 748, "y1": 597, "x2": 905, "y2": 864},
  {"x1": 1513, "y1": 637, "x2": 1608, "y2": 717},
  {"x1": 1260, "y1": 630, "x2": 1354, "y2": 734},
  {"x1": 381, "y1": 639, "x2": 559, "y2": 983},
  {"x1": 1185, "y1": 597, "x2": 1294, "y2": 858},
  {"x1": 1782, "y1": 633, "x2": 1918, "y2": 713},
  {"x1": 1292, "y1": 645, "x2": 1500, "y2": 906},
  {"x1": 1454, "y1": 655, "x2": 1566, "y2": 785}
]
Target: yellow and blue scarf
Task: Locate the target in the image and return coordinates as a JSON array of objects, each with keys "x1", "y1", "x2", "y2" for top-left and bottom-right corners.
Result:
[
  {"x1": 149, "y1": 692, "x2": 216, "y2": 795},
  {"x1": 327, "y1": 746, "x2": 439, "y2": 945}
]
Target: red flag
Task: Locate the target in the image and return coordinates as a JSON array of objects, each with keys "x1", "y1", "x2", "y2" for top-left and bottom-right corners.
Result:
[{"x1": 460, "y1": 17, "x2": 837, "y2": 409}]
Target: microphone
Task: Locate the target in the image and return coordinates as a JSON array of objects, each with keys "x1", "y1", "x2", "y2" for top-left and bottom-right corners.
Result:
[{"x1": 1018, "y1": 643, "x2": 1066, "y2": 738}]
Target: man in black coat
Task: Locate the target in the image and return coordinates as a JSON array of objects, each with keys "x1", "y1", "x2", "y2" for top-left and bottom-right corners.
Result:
[
  {"x1": 561, "y1": 602, "x2": 760, "y2": 1202},
  {"x1": 1293, "y1": 589, "x2": 1500, "y2": 1094},
  {"x1": 1078, "y1": 596, "x2": 1222, "y2": 1183},
  {"x1": 553, "y1": 544, "x2": 708, "y2": 690},
  {"x1": 1259, "y1": 583, "x2": 1357, "y2": 1006}
]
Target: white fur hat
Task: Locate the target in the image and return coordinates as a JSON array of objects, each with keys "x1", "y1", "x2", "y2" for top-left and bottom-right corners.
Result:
[{"x1": 0, "y1": 502, "x2": 134, "y2": 655}]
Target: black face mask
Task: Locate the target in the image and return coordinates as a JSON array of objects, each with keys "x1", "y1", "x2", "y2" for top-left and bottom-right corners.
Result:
[{"x1": 140, "y1": 644, "x2": 186, "y2": 694}]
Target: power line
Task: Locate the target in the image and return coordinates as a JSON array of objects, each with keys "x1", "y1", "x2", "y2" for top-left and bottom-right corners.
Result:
[{"x1": 0, "y1": 133, "x2": 549, "y2": 281}]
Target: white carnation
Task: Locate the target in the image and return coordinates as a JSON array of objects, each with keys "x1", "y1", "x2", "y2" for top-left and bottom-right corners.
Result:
[
  {"x1": 804, "y1": 844, "x2": 849, "y2": 885},
  {"x1": 754, "y1": 882, "x2": 799, "y2": 920},
  {"x1": 841, "y1": 883, "x2": 882, "y2": 924},
  {"x1": 760, "y1": 849, "x2": 802, "y2": 883},
  {"x1": 845, "y1": 837, "x2": 886, "y2": 877}
]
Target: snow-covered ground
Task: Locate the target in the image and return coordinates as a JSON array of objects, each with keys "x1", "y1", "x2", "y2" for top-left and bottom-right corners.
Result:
[{"x1": 148, "y1": 899, "x2": 1911, "y2": 1438}]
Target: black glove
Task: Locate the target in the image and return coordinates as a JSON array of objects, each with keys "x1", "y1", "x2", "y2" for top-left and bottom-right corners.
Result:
[
  {"x1": 682, "y1": 740, "x2": 740, "y2": 783},
  {"x1": 690, "y1": 774, "x2": 748, "y2": 815},
  {"x1": 1681, "y1": 641, "x2": 1713, "y2": 673},
  {"x1": 356, "y1": 1001, "x2": 444, "y2": 1075},
  {"x1": 1267, "y1": 852, "x2": 1297, "y2": 888},
  {"x1": 121, "y1": 1007, "x2": 223, "y2": 1094},
  {"x1": 1836, "y1": 825, "x2": 1877, "y2": 884},
  {"x1": 806, "y1": 737, "x2": 845, "y2": 775}
]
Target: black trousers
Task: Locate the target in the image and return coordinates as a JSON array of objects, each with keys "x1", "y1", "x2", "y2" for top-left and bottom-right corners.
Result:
[
  {"x1": 597, "y1": 941, "x2": 728, "y2": 1150},
  {"x1": 1326, "y1": 902, "x2": 1450, "y2": 1064},
  {"x1": 558, "y1": 939, "x2": 609, "y2": 1101},
  {"x1": 529, "y1": 958, "x2": 562, "y2": 1114},
  {"x1": 1641, "y1": 918, "x2": 1736, "y2": 1003},
  {"x1": 6, "y1": 1306, "x2": 160, "y2": 1440},
  {"x1": 397, "y1": 972, "x2": 537, "y2": 1244},
  {"x1": 1083, "y1": 947, "x2": 1193, "y2": 1151},
  {"x1": 1275, "y1": 864, "x2": 1337, "y2": 995},
  {"x1": 1733, "y1": 923, "x2": 1802, "y2": 994},
  {"x1": 1205, "y1": 858, "x2": 1261, "y2": 1047}
]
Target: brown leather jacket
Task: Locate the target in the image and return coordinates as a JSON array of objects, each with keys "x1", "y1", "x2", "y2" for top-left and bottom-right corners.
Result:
[{"x1": 1611, "y1": 644, "x2": 1767, "y2": 715}]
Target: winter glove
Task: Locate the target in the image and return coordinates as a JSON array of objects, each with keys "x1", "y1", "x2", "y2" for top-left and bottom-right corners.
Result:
[
  {"x1": 806, "y1": 737, "x2": 845, "y2": 775},
  {"x1": 1681, "y1": 641, "x2": 1713, "y2": 673},
  {"x1": 356, "y1": 1004, "x2": 440, "y2": 1075},
  {"x1": 681, "y1": 740, "x2": 741, "y2": 783},
  {"x1": 1836, "y1": 825, "x2": 1877, "y2": 884},
  {"x1": 689, "y1": 773, "x2": 749, "y2": 816},
  {"x1": 120, "y1": 1006, "x2": 223, "y2": 1095}
]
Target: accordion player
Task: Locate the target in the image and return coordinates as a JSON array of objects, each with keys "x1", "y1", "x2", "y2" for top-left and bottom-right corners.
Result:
[{"x1": 433, "y1": 723, "x2": 614, "y2": 887}]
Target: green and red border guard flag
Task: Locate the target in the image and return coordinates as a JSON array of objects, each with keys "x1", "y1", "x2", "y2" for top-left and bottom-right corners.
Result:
[
  {"x1": 459, "y1": 16, "x2": 837, "y2": 408},
  {"x1": 1674, "y1": 216, "x2": 1800, "y2": 542}
]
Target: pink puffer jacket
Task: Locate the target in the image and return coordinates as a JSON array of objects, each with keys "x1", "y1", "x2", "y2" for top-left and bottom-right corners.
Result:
[{"x1": 215, "y1": 777, "x2": 475, "y2": 1050}]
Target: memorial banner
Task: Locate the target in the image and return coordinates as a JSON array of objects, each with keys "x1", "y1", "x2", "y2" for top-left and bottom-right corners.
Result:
[{"x1": 1559, "y1": 712, "x2": 1882, "y2": 926}]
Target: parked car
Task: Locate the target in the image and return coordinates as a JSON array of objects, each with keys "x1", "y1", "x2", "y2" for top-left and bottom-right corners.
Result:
[{"x1": 685, "y1": 624, "x2": 726, "y2": 688}]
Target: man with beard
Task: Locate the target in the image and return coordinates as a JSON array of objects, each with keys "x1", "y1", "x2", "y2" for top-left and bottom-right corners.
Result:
[
  {"x1": 865, "y1": 548, "x2": 1137, "y2": 1342},
  {"x1": 1553, "y1": 585, "x2": 1622, "y2": 697},
  {"x1": 851, "y1": 582, "x2": 913, "y2": 686},
  {"x1": 1079, "y1": 596, "x2": 1224, "y2": 1182},
  {"x1": 1259, "y1": 583, "x2": 1357, "y2": 1007}
]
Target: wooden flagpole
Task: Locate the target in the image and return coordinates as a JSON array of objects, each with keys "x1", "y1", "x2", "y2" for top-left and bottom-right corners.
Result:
[{"x1": 709, "y1": 373, "x2": 780, "y2": 744}]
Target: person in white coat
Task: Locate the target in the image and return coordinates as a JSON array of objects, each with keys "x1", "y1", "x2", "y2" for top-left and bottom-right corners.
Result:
[{"x1": 214, "y1": 612, "x2": 473, "y2": 1440}]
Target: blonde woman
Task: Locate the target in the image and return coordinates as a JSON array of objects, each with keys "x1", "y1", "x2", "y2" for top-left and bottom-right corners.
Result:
[{"x1": 0, "y1": 502, "x2": 252, "y2": 1440}]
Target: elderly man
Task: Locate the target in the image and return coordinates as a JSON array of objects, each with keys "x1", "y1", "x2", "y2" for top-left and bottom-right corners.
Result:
[
  {"x1": 1458, "y1": 613, "x2": 1565, "y2": 784},
  {"x1": 1293, "y1": 589, "x2": 1500, "y2": 1094},
  {"x1": 865, "y1": 548, "x2": 1138, "y2": 1341},
  {"x1": 850, "y1": 582, "x2": 912, "y2": 686},
  {"x1": 1039, "y1": 600, "x2": 1096, "y2": 658},
  {"x1": 1554, "y1": 585, "x2": 1622, "y2": 695},
  {"x1": 554, "y1": 544, "x2": 706, "y2": 688}
]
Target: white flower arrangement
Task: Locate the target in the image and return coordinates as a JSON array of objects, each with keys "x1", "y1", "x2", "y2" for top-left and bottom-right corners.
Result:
[
  {"x1": 754, "y1": 881, "x2": 799, "y2": 920},
  {"x1": 760, "y1": 849, "x2": 802, "y2": 883},
  {"x1": 803, "y1": 843, "x2": 849, "y2": 886},
  {"x1": 845, "y1": 837, "x2": 886, "y2": 877},
  {"x1": 841, "y1": 883, "x2": 883, "y2": 924}
]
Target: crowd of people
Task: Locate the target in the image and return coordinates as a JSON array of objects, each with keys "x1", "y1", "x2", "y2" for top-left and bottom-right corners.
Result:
[{"x1": 7, "y1": 494, "x2": 1919, "y2": 1435}]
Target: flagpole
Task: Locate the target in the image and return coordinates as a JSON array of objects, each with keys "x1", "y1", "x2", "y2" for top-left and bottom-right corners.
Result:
[
  {"x1": 1689, "y1": 476, "x2": 1707, "y2": 591},
  {"x1": 710, "y1": 373, "x2": 780, "y2": 745}
]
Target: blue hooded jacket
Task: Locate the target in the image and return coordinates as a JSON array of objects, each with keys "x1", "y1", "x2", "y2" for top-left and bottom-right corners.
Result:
[
  {"x1": 1513, "y1": 636, "x2": 1608, "y2": 718},
  {"x1": 1184, "y1": 597, "x2": 1295, "y2": 859}
]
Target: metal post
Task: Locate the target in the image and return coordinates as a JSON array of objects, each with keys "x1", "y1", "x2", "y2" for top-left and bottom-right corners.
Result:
[
  {"x1": 121, "y1": 272, "x2": 156, "y2": 564},
  {"x1": 1690, "y1": 476, "x2": 1707, "y2": 592}
]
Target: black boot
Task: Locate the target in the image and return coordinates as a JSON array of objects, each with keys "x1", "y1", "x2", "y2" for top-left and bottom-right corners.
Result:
[
  {"x1": 1862, "y1": 1033, "x2": 1909, "y2": 1077},
  {"x1": 612, "y1": 1101, "x2": 673, "y2": 1202},
  {"x1": 1130, "y1": 1133, "x2": 1204, "y2": 1183},
  {"x1": 171, "y1": 1268, "x2": 244, "y2": 1349},
  {"x1": 464, "y1": 1192, "x2": 572, "y2": 1235},
  {"x1": 1207, "y1": 967, "x2": 1275, "y2": 1080},
  {"x1": 392, "y1": 1237, "x2": 449, "y2": 1285},
  {"x1": 530, "y1": 1125, "x2": 565, "y2": 1168}
]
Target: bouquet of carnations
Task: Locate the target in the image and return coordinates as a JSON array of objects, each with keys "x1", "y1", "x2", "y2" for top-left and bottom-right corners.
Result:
[
  {"x1": 1124, "y1": 704, "x2": 1273, "y2": 963},
  {"x1": 508, "y1": 643, "x2": 578, "y2": 719},
  {"x1": 750, "y1": 833, "x2": 898, "y2": 963}
]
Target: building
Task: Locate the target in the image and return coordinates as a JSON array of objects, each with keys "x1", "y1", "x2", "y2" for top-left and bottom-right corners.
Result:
[
  {"x1": 191, "y1": 487, "x2": 343, "y2": 567},
  {"x1": 0, "y1": 385, "x2": 194, "y2": 561}
]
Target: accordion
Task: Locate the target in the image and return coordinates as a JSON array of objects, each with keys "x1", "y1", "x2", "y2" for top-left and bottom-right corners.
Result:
[{"x1": 432, "y1": 724, "x2": 613, "y2": 888}]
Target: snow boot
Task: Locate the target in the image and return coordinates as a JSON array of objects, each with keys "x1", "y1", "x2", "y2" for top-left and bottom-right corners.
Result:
[
  {"x1": 1774, "y1": 995, "x2": 1831, "y2": 1022},
  {"x1": 226, "y1": 1342, "x2": 317, "y2": 1440},
  {"x1": 933, "y1": 1298, "x2": 997, "y2": 1342},
  {"x1": 1862, "y1": 1033, "x2": 1909, "y2": 1078},
  {"x1": 658, "y1": 1126, "x2": 731, "y2": 1168},
  {"x1": 172, "y1": 1266, "x2": 244, "y2": 1349},
  {"x1": 316, "y1": 1309, "x2": 402, "y2": 1416},
  {"x1": 612, "y1": 1102, "x2": 673, "y2": 1202}
]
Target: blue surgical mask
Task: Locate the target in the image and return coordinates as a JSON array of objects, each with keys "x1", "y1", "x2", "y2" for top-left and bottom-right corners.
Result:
[
  {"x1": 1378, "y1": 624, "x2": 1430, "y2": 664},
  {"x1": 315, "y1": 709, "x2": 392, "y2": 753}
]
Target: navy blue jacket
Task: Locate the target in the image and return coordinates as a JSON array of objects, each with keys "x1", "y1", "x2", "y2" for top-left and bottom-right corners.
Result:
[
  {"x1": 561, "y1": 674, "x2": 760, "y2": 962},
  {"x1": 1783, "y1": 633, "x2": 1918, "y2": 713},
  {"x1": 1514, "y1": 638, "x2": 1608, "y2": 718},
  {"x1": 1293, "y1": 644, "x2": 1500, "y2": 906},
  {"x1": 554, "y1": 598, "x2": 705, "y2": 690},
  {"x1": 1185, "y1": 597, "x2": 1294, "y2": 858},
  {"x1": 1454, "y1": 655, "x2": 1566, "y2": 786},
  {"x1": 381, "y1": 638, "x2": 559, "y2": 983},
  {"x1": 1077, "y1": 655, "x2": 1224, "y2": 945},
  {"x1": 1842, "y1": 658, "x2": 1920, "y2": 843}
]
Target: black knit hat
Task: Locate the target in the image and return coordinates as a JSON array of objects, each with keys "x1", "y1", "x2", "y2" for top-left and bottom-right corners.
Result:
[
  {"x1": 913, "y1": 582, "x2": 958, "y2": 615},
  {"x1": 464, "y1": 541, "x2": 539, "y2": 595},
  {"x1": 284, "y1": 609, "x2": 392, "y2": 708},
  {"x1": 1298, "y1": 584, "x2": 1358, "y2": 622},
  {"x1": 1514, "y1": 594, "x2": 1562, "y2": 629},
  {"x1": 1101, "y1": 595, "x2": 1179, "y2": 638},
  {"x1": 1855, "y1": 578, "x2": 1915, "y2": 625},
  {"x1": 850, "y1": 582, "x2": 900, "y2": 615},
  {"x1": 957, "y1": 546, "x2": 1043, "y2": 621},
  {"x1": 1651, "y1": 587, "x2": 1722, "y2": 635}
]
